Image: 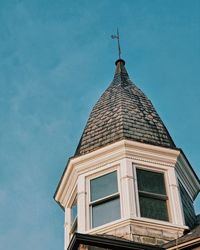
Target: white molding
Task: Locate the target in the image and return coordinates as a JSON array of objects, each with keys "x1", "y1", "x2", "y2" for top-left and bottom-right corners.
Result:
[
  {"x1": 132, "y1": 164, "x2": 140, "y2": 217},
  {"x1": 64, "y1": 207, "x2": 71, "y2": 249},
  {"x1": 55, "y1": 140, "x2": 183, "y2": 205},
  {"x1": 77, "y1": 175, "x2": 86, "y2": 233},
  {"x1": 176, "y1": 152, "x2": 200, "y2": 199},
  {"x1": 119, "y1": 158, "x2": 135, "y2": 219},
  {"x1": 167, "y1": 168, "x2": 185, "y2": 225},
  {"x1": 86, "y1": 217, "x2": 188, "y2": 236}
]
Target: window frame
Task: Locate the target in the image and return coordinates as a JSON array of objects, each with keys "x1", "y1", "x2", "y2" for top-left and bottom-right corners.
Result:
[
  {"x1": 68, "y1": 191, "x2": 78, "y2": 237},
  {"x1": 70, "y1": 197, "x2": 77, "y2": 233},
  {"x1": 134, "y1": 165, "x2": 170, "y2": 222},
  {"x1": 88, "y1": 169, "x2": 121, "y2": 229}
]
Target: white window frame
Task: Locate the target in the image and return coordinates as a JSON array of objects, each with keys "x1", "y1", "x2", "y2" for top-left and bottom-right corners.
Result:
[
  {"x1": 70, "y1": 197, "x2": 77, "y2": 233},
  {"x1": 67, "y1": 188, "x2": 78, "y2": 237},
  {"x1": 87, "y1": 166, "x2": 121, "y2": 229},
  {"x1": 133, "y1": 164, "x2": 172, "y2": 223}
]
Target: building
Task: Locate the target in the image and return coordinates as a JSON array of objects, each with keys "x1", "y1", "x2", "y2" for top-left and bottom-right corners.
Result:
[{"x1": 54, "y1": 58, "x2": 200, "y2": 250}]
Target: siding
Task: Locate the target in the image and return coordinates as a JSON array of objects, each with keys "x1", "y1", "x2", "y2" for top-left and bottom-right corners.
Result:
[{"x1": 179, "y1": 181, "x2": 196, "y2": 228}]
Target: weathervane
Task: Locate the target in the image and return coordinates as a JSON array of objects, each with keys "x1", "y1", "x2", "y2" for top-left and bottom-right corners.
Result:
[{"x1": 111, "y1": 28, "x2": 121, "y2": 59}]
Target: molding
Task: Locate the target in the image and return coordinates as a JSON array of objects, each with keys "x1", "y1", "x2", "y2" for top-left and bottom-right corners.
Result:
[
  {"x1": 55, "y1": 140, "x2": 181, "y2": 205},
  {"x1": 131, "y1": 217, "x2": 188, "y2": 231},
  {"x1": 55, "y1": 138, "x2": 199, "y2": 249},
  {"x1": 176, "y1": 152, "x2": 200, "y2": 199},
  {"x1": 61, "y1": 168, "x2": 78, "y2": 208},
  {"x1": 86, "y1": 217, "x2": 187, "y2": 236}
]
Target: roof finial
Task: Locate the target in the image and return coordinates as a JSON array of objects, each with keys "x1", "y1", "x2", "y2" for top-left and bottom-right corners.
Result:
[{"x1": 111, "y1": 28, "x2": 121, "y2": 59}]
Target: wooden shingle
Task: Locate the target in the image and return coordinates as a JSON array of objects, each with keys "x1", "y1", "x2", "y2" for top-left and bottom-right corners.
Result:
[{"x1": 75, "y1": 59, "x2": 176, "y2": 156}]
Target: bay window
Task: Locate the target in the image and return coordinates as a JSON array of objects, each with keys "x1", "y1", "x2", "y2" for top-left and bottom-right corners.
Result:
[{"x1": 90, "y1": 171, "x2": 120, "y2": 228}]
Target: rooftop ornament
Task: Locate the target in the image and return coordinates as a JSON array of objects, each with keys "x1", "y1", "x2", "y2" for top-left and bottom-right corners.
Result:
[{"x1": 111, "y1": 28, "x2": 122, "y2": 59}]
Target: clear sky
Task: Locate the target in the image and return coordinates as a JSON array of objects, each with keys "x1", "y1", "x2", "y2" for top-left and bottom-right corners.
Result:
[{"x1": 0, "y1": 0, "x2": 199, "y2": 249}]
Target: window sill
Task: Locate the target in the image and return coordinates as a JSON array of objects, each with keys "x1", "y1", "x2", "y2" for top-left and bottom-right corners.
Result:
[
  {"x1": 86, "y1": 218, "x2": 125, "y2": 234},
  {"x1": 132, "y1": 217, "x2": 188, "y2": 230},
  {"x1": 85, "y1": 217, "x2": 188, "y2": 236}
]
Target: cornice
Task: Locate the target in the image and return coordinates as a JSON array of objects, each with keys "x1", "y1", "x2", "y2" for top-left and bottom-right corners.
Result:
[
  {"x1": 176, "y1": 152, "x2": 200, "y2": 199},
  {"x1": 55, "y1": 140, "x2": 181, "y2": 207}
]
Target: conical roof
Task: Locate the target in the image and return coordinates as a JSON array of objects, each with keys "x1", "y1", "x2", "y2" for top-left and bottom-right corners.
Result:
[{"x1": 75, "y1": 59, "x2": 176, "y2": 156}]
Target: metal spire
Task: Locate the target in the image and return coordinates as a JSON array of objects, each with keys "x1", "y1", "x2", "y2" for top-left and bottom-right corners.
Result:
[{"x1": 111, "y1": 28, "x2": 121, "y2": 59}]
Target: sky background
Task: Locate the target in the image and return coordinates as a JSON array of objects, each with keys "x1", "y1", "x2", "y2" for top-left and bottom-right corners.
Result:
[{"x1": 0, "y1": 0, "x2": 200, "y2": 249}]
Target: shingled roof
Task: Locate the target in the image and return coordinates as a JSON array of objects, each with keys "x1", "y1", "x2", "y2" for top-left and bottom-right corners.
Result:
[
  {"x1": 75, "y1": 59, "x2": 176, "y2": 156},
  {"x1": 163, "y1": 224, "x2": 200, "y2": 249}
]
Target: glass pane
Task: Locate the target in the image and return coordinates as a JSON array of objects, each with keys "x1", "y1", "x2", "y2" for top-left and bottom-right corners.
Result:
[
  {"x1": 71, "y1": 203, "x2": 77, "y2": 225},
  {"x1": 90, "y1": 171, "x2": 118, "y2": 201},
  {"x1": 137, "y1": 169, "x2": 166, "y2": 195},
  {"x1": 139, "y1": 195, "x2": 169, "y2": 221},
  {"x1": 92, "y1": 197, "x2": 120, "y2": 227}
]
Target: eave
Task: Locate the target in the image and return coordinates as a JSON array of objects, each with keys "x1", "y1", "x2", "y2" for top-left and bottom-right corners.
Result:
[
  {"x1": 67, "y1": 232, "x2": 164, "y2": 250},
  {"x1": 54, "y1": 139, "x2": 182, "y2": 208}
]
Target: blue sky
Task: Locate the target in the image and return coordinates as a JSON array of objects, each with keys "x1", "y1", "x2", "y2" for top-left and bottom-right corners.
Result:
[{"x1": 0, "y1": 0, "x2": 199, "y2": 249}]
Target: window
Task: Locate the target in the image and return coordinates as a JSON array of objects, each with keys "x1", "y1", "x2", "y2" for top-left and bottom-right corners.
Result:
[
  {"x1": 71, "y1": 198, "x2": 77, "y2": 232},
  {"x1": 90, "y1": 171, "x2": 120, "y2": 228},
  {"x1": 136, "y1": 168, "x2": 169, "y2": 221}
]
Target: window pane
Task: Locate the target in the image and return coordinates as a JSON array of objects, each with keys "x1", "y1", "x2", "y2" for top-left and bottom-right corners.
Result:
[
  {"x1": 91, "y1": 171, "x2": 118, "y2": 201},
  {"x1": 139, "y1": 196, "x2": 169, "y2": 221},
  {"x1": 137, "y1": 169, "x2": 166, "y2": 195},
  {"x1": 71, "y1": 203, "x2": 77, "y2": 225},
  {"x1": 92, "y1": 197, "x2": 120, "y2": 227}
]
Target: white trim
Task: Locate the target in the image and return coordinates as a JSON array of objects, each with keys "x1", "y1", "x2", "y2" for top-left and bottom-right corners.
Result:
[
  {"x1": 176, "y1": 167, "x2": 194, "y2": 201},
  {"x1": 176, "y1": 153, "x2": 200, "y2": 199},
  {"x1": 77, "y1": 175, "x2": 86, "y2": 233},
  {"x1": 55, "y1": 140, "x2": 184, "y2": 205},
  {"x1": 64, "y1": 186, "x2": 77, "y2": 250},
  {"x1": 119, "y1": 158, "x2": 136, "y2": 218},
  {"x1": 66, "y1": 185, "x2": 77, "y2": 208},
  {"x1": 132, "y1": 165, "x2": 140, "y2": 217},
  {"x1": 167, "y1": 168, "x2": 185, "y2": 225},
  {"x1": 86, "y1": 217, "x2": 187, "y2": 235},
  {"x1": 175, "y1": 172, "x2": 186, "y2": 225},
  {"x1": 61, "y1": 168, "x2": 78, "y2": 208}
]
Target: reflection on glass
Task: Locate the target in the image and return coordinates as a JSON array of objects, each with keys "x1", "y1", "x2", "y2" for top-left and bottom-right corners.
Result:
[
  {"x1": 136, "y1": 168, "x2": 169, "y2": 222},
  {"x1": 71, "y1": 203, "x2": 77, "y2": 225},
  {"x1": 137, "y1": 169, "x2": 166, "y2": 195},
  {"x1": 139, "y1": 196, "x2": 168, "y2": 221},
  {"x1": 92, "y1": 197, "x2": 120, "y2": 228},
  {"x1": 91, "y1": 171, "x2": 118, "y2": 201}
]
